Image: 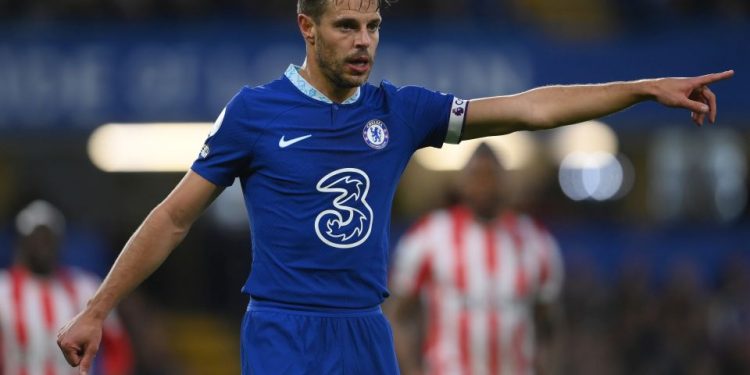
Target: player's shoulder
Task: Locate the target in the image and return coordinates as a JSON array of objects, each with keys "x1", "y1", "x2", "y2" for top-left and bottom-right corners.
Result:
[
  {"x1": 235, "y1": 77, "x2": 293, "y2": 105},
  {"x1": 512, "y1": 212, "x2": 559, "y2": 244},
  {"x1": 367, "y1": 80, "x2": 438, "y2": 99},
  {"x1": 405, "y1": 207, "x2": 455, "y2": 234},
  {"x1": 364, "y1": 81, "x2": 454, "y2": 122},
  {"x1": 223, "y1": 78, "x2": 303, "y2": 122},
  {"x1": 504, "y1": 210, "x2": 547, "y2": 230},
  {"x1": 0, "y1": 267, "x2": 25, "y2": 283}
]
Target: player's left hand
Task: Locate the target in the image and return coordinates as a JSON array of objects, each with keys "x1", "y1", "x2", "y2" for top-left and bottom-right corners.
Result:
[
  {"x1": 57, "y1": 309, "x2": 104, "y2": 375},
  {"x1": 650, "y1": 70, "x2": 734, "y2": 126}
]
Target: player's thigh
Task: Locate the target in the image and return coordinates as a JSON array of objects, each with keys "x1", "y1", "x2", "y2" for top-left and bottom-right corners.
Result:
[
  {"x1": 342, "y1": 312, "x2": 400, "y2": 374},
  {"x1": 241, "y1": 310, "x2": 341, "y2": 375}
]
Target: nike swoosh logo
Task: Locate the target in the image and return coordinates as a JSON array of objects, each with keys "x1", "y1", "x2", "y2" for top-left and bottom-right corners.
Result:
[{"x1": 279, "y1": 134, "x2": 312, "y2": 148}]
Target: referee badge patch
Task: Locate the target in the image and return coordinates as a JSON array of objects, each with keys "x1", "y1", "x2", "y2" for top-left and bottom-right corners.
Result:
[{"x1": 363, "y1": 119, "x2": 389, "y2": 150}]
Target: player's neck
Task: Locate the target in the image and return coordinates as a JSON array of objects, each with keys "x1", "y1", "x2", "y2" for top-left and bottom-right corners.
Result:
[
  {"x1": 298, "y1": 62, "x2": 357, "y2": 104},
  {"x1": 470, "y1": 205, "x2": 503, "y2": 224},
  {"x1": 15, "y1": 262, "x2": 56, "y2": 279}
]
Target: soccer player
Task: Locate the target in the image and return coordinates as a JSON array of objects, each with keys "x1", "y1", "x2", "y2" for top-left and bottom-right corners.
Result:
[
  {"x1": 388, "y1": 144, "x2": 564, "y2": 375},
  {"x1": 0, "y1": 200, "x2": 132, "y2": 375},
  {"x1": 57, "y1": 0, "x2": 733, "y2": 374}
]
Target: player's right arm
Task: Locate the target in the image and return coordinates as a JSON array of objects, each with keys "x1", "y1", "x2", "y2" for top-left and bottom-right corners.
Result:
[{"x1": 57, "y1": 171, "x2": 223, "y2": 375}]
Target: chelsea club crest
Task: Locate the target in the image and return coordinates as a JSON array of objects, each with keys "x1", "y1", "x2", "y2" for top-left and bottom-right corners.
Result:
[{"x1": 363, "y1": 119, "x2": 389, "y2": 150}]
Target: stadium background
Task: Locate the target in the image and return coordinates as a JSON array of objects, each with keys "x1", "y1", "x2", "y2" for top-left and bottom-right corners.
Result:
[{"x1": 1, "y1": 0, "x2": 749, "y2": 373}]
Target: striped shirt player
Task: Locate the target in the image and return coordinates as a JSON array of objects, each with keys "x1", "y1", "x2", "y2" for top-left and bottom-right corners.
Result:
[
  {"x1": 390, "y1": 206, "x2": 564, "y2": 375},
  {"x1": 0, "y1": 266, "x2": 132, "y2": 375}
]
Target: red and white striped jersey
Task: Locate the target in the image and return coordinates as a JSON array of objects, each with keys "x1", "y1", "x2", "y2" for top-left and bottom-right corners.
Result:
[
  {"x1": 390, "y1": 206, "x2": 564, "y2": 375},
  {"x1": 0, "y1": 266, "x2": 132, "y2": 375}
]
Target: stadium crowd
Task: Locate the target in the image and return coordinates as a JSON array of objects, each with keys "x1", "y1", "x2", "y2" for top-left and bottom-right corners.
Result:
[
  {"x1": 1, "y1": 0, "x2": 748, "y2": 25},
  {"x1": 562, "y1": 253, "x2": 750, "y2": 374}
]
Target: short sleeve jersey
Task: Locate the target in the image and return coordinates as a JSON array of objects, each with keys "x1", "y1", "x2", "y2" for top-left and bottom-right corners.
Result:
[{"x1": 191, "y1": 65, "x2": 467, "y2": 309}]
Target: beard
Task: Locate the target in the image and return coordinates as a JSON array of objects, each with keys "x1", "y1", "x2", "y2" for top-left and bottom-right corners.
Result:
[{"x1": 315, "y1": 36, "x2": 373, "y2": 89}]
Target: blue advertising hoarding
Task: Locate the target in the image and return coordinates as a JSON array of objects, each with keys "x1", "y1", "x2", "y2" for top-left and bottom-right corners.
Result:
[{"x1": 0, "y1": 22, "x2": 746, "y2": 130}]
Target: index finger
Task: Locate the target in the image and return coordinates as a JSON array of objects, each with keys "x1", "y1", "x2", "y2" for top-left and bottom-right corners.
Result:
[
  {"x1": 696, "y1": 70, "x2": 735, "y2": 85},
  {"x1": 61, "y1": 345, "x2": 82, "y2": 367},
  {"x1": 78, "y1": 345, "x2": 99, "y2": 375}
]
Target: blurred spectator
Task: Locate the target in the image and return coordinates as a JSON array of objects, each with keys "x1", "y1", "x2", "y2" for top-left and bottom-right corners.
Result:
[
  {"x1": 656, "y1": 259, "x2": 714, "y2": 374},
  {"x1": 388, "y1": 144, "x2": 564, "y2": 375},
  {"x1": 709, "y1": 253, "x2": 750, "y2": 374},
  {"x1": 559, "y1": 254, "x2": 616, "y2": 375},
  {"x1": 0, "y1": 200, "x2": 132, "y2": 375},
  {"x1": 561, "y1": 250, "x2": 750, "y2": 375},
  {"x1": 611, "y1": 258, "x2": 661, "y2": 374}
]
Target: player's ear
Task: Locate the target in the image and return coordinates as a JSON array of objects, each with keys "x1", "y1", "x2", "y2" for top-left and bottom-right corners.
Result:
[{"x1": 298, "y1": 14, "x2": 316, "y2": 45}]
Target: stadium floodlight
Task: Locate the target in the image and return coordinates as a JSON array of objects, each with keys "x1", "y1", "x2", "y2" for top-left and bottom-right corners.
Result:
[
  {"x1": 549, "y1": 120, "x2": 618, "y2": 163},
  {"x1": 414, "y1": 132, "x2": 537, "y2": 171},
  {"x1": 547, "y1": 120, "x2": 633, "y2": 202},
  {"x1": 88, "y1": 123, "x2": 212, "y2": 172},
  {"x1": 558, "y1": 152, "x2": 626, "y2": 201}
]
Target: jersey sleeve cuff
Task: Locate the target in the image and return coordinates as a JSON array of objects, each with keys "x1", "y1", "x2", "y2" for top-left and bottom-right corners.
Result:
[
  {"x1": 190, "y1": 165, "x2": 234, "y2": 187},
  {"x1": 445, "y1": 97, "x2": 467, "y2": 144}
]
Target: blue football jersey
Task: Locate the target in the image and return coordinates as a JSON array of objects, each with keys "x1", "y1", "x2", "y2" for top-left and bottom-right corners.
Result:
[{"x1": 192, "y1": 65, "x2": 467, "y2": 309}]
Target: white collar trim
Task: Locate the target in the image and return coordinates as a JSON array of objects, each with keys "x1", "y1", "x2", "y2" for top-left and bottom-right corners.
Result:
[{"x1": 284, "y1": 64, "x2": 361, "y2": 105}]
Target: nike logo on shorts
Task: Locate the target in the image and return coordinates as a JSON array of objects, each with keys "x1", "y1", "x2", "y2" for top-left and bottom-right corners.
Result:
[{"x1": 279, "y1": 134, "x2": 312, "y2": 148}]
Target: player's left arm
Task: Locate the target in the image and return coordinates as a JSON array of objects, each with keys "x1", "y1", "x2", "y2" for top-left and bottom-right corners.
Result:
[{"x1": 462, "y1": 70, "x2": 734, "y2": 140}]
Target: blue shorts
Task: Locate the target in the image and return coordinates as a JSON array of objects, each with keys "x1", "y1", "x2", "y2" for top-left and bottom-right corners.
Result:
[{"x1": 241, "y1": 300, "x2": 400, "y2": 374}]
